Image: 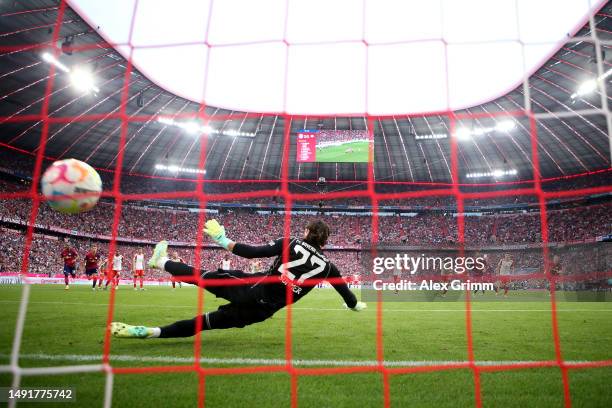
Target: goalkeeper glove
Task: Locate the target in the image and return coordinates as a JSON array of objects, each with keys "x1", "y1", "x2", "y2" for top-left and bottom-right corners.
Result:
[
  {"x1": 204, "y1": 219, "x2": 233, "y2": 250},
  {"x1": 344, "y1": 301, "x2": 367, "y2": 312}
]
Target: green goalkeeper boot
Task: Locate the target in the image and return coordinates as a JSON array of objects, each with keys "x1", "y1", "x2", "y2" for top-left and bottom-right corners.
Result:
[{"x1": 111, "y1": 322, "x2": 154, "y2": 339}]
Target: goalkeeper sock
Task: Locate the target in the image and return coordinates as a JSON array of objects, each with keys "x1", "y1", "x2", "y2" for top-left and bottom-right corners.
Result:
[
  {"x1": 157, "y1": 257, "x2": 169, "y2": 270},
  {"x1": 159, "y1": 317, "x2": 202, "y2": 338}
]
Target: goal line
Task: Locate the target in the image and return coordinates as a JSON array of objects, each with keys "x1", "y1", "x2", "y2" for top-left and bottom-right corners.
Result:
[{"x1": 0, "y1": 352, "x2": 600, "y2": 368}]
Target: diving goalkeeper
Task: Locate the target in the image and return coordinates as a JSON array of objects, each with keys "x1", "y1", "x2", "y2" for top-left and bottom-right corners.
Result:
[{"x1": 111, "y1": 219, "x2": 366, "y2": 338}]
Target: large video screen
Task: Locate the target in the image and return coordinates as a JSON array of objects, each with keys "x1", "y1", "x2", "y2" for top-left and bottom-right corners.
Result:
[{"x1": 296, "y1": 130, "x2": 372, "y2": 163}]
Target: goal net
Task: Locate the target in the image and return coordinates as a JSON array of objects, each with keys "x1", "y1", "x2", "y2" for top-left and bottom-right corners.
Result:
[{"x1": 1, "y1": 1, "x2": 611, "y2": 407}]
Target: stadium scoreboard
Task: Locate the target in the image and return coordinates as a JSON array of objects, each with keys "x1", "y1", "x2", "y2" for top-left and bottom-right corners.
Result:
[
  {"x1": 296, "y1": 129, "x2": 372, "y2": 163},
  {"x1": 296, "y1": 130, "x2": 318, "y2": 162}
]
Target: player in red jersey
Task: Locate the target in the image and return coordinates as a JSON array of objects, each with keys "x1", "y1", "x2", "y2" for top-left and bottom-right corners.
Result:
[
  {"x1": 548, "y1": 255, "x2": 563, "y2": 296},
  {"x1": 170, "y1": 251, "x2": 183, "y2": 289},
  {"x1": 133, "y1": 249, "x2": 145, "y2": 291},
  {"x1": 439, "y1": 262, "x2": 453, "y2": 298},
  {"x1": 60, "y1": 243, "x2": 78, "y2": 290},
  {"x1": 84, "y1": 245, "x2": 104, "y2": 291}
]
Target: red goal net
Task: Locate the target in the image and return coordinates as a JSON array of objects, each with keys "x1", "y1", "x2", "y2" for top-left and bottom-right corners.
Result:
[{"x1": 1, "y1": 1, "x2": 612, "y2": 407}]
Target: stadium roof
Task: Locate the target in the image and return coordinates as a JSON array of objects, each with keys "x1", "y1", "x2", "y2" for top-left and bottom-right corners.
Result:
[
  {"x1": 69, "y1": 0, "x2": 606, "y2": 115},
  {"x1": 0, "y1": 0, "x2": 611, "y2": 184}
]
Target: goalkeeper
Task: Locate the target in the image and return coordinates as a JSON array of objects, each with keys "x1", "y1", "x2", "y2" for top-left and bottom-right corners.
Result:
[{"x1": 112, "y1": 219, "x2": 366, "y2": 338}]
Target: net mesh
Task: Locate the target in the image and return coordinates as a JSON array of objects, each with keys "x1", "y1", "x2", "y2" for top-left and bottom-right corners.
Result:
[{"x1": 1, "y1": 1, "x2": 612, "y2": 407}]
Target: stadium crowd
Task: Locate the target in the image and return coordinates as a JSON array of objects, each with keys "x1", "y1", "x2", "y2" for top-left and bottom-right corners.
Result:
[
  {"x1": 0, "y1": 199, "x2": 609, "y2": 283},
  {"x1": 1, "y1": 148, "x2": 609, "y2": 209},
  {"x1": 1, "y1": 225, "x2": 607, "y2": 290},
  {"x1": 316, "y1": 130, "x2": 369, "y2": 146},
  {"x1": 1, "y1": 197, "x2": 609, "y2": 247},
  {"x1": 0, "y1": 226, "x2": 363, "y2": 281},
  {"x1": 0, "y1": 152, "x2": 610, "y2": 285}
]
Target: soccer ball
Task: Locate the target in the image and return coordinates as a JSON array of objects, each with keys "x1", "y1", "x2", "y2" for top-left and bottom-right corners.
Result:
[{"x1": 41, "y1": 158, "x2": 102, "y2": 214}]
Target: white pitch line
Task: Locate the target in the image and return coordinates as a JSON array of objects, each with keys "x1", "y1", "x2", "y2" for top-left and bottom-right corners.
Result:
[
  {"x1": 0, "y1": 300, "x2": 207, "y2": 309},
  {"x1": 8, "y1": 283, "x2": 30, "y2": 408},
  {"x1": 103, "y1": 370, "x2": 113, "y2": 408},
  {"x1": 294, "y1": 307, "x2": 612, "y2": 312},
  {"x1": 16, "y1": 364, "x2": 105, "y2": 376},
  {"x1": 0, "y1": 353, "x2": 595, "y2": 368},
  {"x1": 0, "y1": 300, "x2": 611, "y2": 313}
]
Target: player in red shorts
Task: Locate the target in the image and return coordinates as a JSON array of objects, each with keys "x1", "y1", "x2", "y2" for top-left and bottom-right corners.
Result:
[
  {"x1": 249, "y1": 260, "x2": 263, "y2": 274},
  {"x1": 439, "y1": 263, "x2": 453, "y2": 298},
  {"x1": 170, "y1": 251, "x2": 183, "y2": 290},
  {"x1": 220, "y1": 254, "x2": 232, "y2": 271},
  {"x1": 133, "y1": 249, "x2": 145, "y2": 291},
  {"x1": 548, "y1": 255, "x2": 563, "y2": 296},
  {"x1": 60, "y1": 243, "x2": 78, "y2": 290},
  {"x1": 84, "y1": 245, "x2": 104, "y2": 291},
  {"x1": 392, "y1": 268, "x2": 401, "y2": 295},
  {"x1": 472, "y1": 253, "x2": 489, "y2": 295},
  {"x1": 496, "y1": 253, "x2": 514, "y2": 298},
  {"x1": 105, "y1": 253, "x2": 124, "y2": 289}
]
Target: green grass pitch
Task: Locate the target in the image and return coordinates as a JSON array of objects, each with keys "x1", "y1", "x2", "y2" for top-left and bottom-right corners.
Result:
[
  {"x1": 1, "y1": 285, "x2": 611, "y2": 407},
  {"x1": 315, "y1": 141, "x2": 370, "y2": 162}
]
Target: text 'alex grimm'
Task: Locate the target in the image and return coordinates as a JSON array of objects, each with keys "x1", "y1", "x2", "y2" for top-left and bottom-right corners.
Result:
[
  {"x1": 371, "y1": 279, "x2": 495, "y2": 292},
  {"x1": 369, "y1": 254, "x2": 494, "y2": 292}
]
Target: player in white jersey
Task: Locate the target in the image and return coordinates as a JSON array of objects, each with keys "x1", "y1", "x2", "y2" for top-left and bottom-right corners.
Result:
[
  {"x1": 392, "y1": 268, "x2": 402, "y2": 295},
  {"x1": 105, "y1": 253, "x2": 124, "y2": 289},
  {"x1": 133, "y1": 249, "x2": 145, "y2": 291},
  {"x1": 170, "y1": 251, "x2": 183, "y2": 289},
  {"x1": 221, "y1": 254, "x2": 231, "y2": 271},
  {"x1": 249, "y1": 260, "x2": 262, "y2": 274},
  {"x1": 439, "y1": 262, "x2": 454, "y2": 298},
  {"x1": 496, "y1": 253, "x2": 514, "y2": 298}
]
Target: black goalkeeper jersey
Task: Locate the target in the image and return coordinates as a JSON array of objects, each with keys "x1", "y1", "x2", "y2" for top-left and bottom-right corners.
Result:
[{"x1": 232, "y1": 237, "x2": 357, "y2": 308}]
